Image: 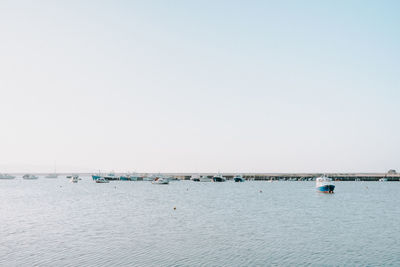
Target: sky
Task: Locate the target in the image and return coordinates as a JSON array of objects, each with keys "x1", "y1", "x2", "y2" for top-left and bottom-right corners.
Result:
[{"x1": 0, "y1": 0, "x2": 399, "y2": 173}]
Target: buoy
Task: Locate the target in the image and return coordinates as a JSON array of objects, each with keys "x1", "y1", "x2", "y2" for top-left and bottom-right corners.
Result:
[
  {"x1": 259, "y1": 190, "x2": 262, "y2": 193},
  {"x1": 173, "y1": 206, "x2": 176, "y2": 210}
]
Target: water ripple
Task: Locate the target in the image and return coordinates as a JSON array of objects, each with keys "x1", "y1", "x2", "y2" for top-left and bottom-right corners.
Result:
[{"x1": 0, "y1": 179, "x2": 400, "y2": 266}]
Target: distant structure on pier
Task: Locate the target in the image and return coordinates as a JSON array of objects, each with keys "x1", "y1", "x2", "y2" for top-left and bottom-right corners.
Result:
[{"x1": 388, "y1": 169, "x2": 397, "y2": 174}]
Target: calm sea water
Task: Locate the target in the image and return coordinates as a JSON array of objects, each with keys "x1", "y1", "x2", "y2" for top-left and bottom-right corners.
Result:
[{"x1": 1, "y1": 178, "x2": 399, "y2": 266}]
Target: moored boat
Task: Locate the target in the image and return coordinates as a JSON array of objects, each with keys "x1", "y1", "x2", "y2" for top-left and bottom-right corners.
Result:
[
  {"x1": 152, "y1": 177, "x2": 169, "y2": 184},
  {"x1": 212, "y1": 175, "x2": 226, "y2": 182},
  {"x1": 379, "y1": 178, "x2": 388, "y2": 182},
  {"x1": 316, "y1": 175, "x2": 335, "y2": 193},
  {"x1": 200, "y1": 176, "x2": 212, "y2": 182},
  {"x1": 191, "y1": 174, "x2": 200, "y2": 182},
  {"x1": 46, "y1": 163, "x2": 58, "y2": 178},
  {"x1": 23, "y1": 174, "x2": 39, "y2": 180},
  {"x1": 92, "y1": 175, "x2": 101, "y2": 180},
  {"x1": 95, "y1": 177, "x2": 109, "y2": 183},
  {"x1": 128, "y1": 175, "x2": 140, "y2": 181},
  {"x1": 233, "y1": 175, "x2": 245, "y2": 182},
  {"x1": 0, "y1": 173, "x2": 15, "y2": 179},
  {"x1": 119, "y1": 175, "x2": 130, "y2": 181},
  {"x1": 104, "y1": 172, "x2": 119, "y2": 180},
  {"x1": 165, "y1": 176, "x2": 179, "y2": 182},
  {"x1": 70, "y1": 175, "x2": 79, "y2": 183}
]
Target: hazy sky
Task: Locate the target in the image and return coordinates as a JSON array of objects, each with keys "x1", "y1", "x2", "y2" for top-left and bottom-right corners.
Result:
[{"x1": 1, "y1": 1, "x2": 399, "y2": 173}]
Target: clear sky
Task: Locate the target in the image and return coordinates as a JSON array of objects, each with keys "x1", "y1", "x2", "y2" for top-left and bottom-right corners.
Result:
[{"x1": 0, "y1": 1, "x2": 399, "y2": 173}]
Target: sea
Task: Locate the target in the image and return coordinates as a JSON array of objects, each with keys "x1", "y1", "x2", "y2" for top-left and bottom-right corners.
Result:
[{"x1": 1, "y1": 177, "x2": 399, "y2": 266}]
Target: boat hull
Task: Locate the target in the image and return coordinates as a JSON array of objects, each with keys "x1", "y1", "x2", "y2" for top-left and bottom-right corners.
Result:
[
  {"x1": 96, "y1": 179, "x2": 109, "y2": 183},
  {"x1": 152, "y1": 181, "x2": 169, "y2": 184},
  {"x1": 317, "y1": 185, "x2": 335, "y2": 193}
]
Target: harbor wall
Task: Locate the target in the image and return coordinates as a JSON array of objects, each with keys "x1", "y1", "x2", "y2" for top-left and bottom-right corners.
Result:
[{"x1": 165, "y1": 173, "x2": 400, "y2": 181}]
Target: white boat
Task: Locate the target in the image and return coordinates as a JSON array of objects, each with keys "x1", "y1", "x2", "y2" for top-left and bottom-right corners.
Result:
[
  {"x1": 95, "y1": 177, "x2": 109, "y2": 183},
  {"x1": 152, "y1": 177, "x2": 169, "y2": 184},
  {"x1": 233, "y1": 175, "x2": 245, "y2": 182},
  {"x1": 316, "y1": 175, "x2": 335, "y2": 193},
  {"x1": 45, "y1": 163, "x2": 58, "y2": 178},
  {"x1": 0, "y1": 173, "x2": 15, "y2": 179},
  {"x1": 70, "y1": 175, "x2": 79, "y2": 183},
  {"x1": 379, "y1": 178, "x2": 388, "y2": 182},
  {"x1": 212, "y1": 175, "x2": 226, "y2": 182},
  {"x1": 200, "y1": 176, "x2": 212, "y2": 182},
  {"x1": 143, "y1": 174, "x2": 158, "y2": 181},
  {"x1": 23, "y1": 174, "x2": 39, "y2": 180}
]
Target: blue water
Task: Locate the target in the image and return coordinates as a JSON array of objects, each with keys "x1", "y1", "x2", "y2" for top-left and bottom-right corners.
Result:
[{"x1": 1, "y1": 178, "x2": 399, "y2": 266}]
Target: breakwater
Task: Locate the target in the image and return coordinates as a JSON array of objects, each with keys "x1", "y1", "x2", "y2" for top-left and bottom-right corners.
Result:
[
  {"x1": 8, "y1": 172, "x2": 399, "y2": 181},
  {"x1": 166, "y1": 173, "x2": 400, "y2": 181}
]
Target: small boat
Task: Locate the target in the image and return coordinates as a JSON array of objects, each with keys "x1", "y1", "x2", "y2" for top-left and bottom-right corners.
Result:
[
  {"x1": 233, "y1": 175, "x2": 245, "y2": 182},
  {"x1": 92, "y1": 175, "x2": 101, "y2": 180},
  {"x1": 164, "y1": 176, "x2": 179, "y2": 182},
  {"x1": 152, "y1": 177, "x2": 169, "y2": 184},
  {"x1": 66, "y1": 175, "x2": 72, "y2": 179},
  {"x1": 128, "y1": 176, "x2": 140, "y2": 181},
  {"x1": 379, "y1": 178, "x2": 388, "y2": 182},
  {"x1": 95, "y1": 177, "x2": 109, "y2": 183},
  {"x1": 23, "y1": 174, "x2": 39, "y2": 180},
  {"x1": 355, "y1": 178, "x2": 361, "y2": 181},
  {"x1": 316, "y1": 175, "x2": 335, "y2": 193},
  {"x1": 70, "y1": 175, "x2": 79, "y2": 183},
  {"x1": 119, "y1": 176, "x2": 130, "y2": 181},
  {"x1": 46, "y1": 163, "x2": 58, "y2": 178},
  {"x1": 0, "y1": 173, "x2": 15, "y2": 179},
  {"x1": 104, "y1": 172, "x2": 119, "y2": 181},
  {"x1": 143, "y1": 174, "x2": 158, "y2": 181},
  {"x1": 212, "y1": 175, "x2": 226, "y2": 182},
  {"x1": 191, "y1": 175, "x2": 200, "y2": 182},
  {"x1": 127, "y1": 172, "x2": 141, "y2": 181},
  {"x1": 200, "y1": 176, "x2": 212, "y2": 182}
]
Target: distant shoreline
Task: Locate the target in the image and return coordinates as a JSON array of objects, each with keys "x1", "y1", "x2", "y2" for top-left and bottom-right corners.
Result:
[{"x1": 3, "y1": 172, "x2": 399, "y2": 181}]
